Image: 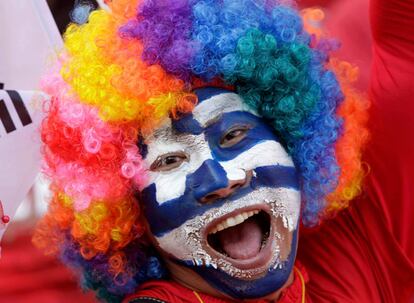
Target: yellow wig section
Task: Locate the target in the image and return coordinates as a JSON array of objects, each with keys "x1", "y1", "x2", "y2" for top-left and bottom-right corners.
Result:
[{"x1": 61, "y1": 0, "x2": 196, "y2": 131}]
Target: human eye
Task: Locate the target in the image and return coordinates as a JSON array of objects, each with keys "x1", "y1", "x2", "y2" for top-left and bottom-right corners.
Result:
[
  {"x1": 219, "y1": 125, "x2": 251, "y2": 148},
  {"x1": 150, "y1": 152, "x2": 189, "y2": 172}
]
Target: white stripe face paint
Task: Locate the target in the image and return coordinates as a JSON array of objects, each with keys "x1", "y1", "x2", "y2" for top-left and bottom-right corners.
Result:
[
  {"x1": 219, "y1": 140, "x2": 294, "y2": 181},
  {"x1": 191, "y1": 93, "x2": 259, "y2": 127},
  {"x1": 144, "y1": 130, "x2": 294, "y2": 204},
  {"x1": 143, "y1": 119, "x2": 213, "y2": 204}
]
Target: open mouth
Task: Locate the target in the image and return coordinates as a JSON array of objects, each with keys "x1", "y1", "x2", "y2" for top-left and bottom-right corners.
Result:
[
  {"x1": 155, "y1": 187, "x2": 300, "y2": 279},
  {"x1": 205, "y1": 208, "x2": 274, "y2": 271}
]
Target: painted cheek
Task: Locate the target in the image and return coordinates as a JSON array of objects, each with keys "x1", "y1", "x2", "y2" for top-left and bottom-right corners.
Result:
[
  {"x1": 218, "y1": 140, "x2": 295, "y2": 181},
  {"x1": 252, "y1": 166, "x2": 299, "y2": 190},
  {"x1": 142, "y1": 130, "x2": 213, "y2": 203},
  {"x1": 142, "y1": 159, "x2": 235, "y2": 237}
]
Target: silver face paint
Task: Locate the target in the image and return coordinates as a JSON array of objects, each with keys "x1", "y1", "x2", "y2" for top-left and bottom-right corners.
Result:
[{"x1": 155, "y1": 187, "x2": 300, "y2": 279}]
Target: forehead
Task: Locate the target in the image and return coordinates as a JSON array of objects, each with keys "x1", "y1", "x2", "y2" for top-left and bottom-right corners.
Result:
[
  {"x1": 190, "y1": 87, "x2": 257, "y2": 127},
  {"x1": 141, "y1": 88, "x2": 259, "y2": 162},
  {"x1": 145, "y1": 88, "x2": 258, "y2": 143}
]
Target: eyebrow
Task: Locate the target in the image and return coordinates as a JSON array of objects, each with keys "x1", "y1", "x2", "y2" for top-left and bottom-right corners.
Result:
[
  {"x1": 152, "y1": 124, "x2": 172, "y2": 140},
  {"x1": 204, "y1": 113, "x2": 223, "y2": 128}
]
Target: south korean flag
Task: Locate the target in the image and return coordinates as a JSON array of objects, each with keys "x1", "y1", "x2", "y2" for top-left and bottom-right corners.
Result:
[
  {"x1": 0, "y1": 0, "x2": 61, "y2": 252},
  {"x1": 0, "y1": 90, "x2": 47, "y2": 247}
]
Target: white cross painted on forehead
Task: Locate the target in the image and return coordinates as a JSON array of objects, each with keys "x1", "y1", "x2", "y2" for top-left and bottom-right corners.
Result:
[{"x1": 191, "y1": 93, "x2": 259, "y2": 127}]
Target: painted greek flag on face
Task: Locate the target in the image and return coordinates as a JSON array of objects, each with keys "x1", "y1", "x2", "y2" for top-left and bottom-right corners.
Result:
[
  {"x1": 140, "y1": 88, "x2": 300, "y2": 237},
  {"x1": 139, "y1": 88, "x2": 301, "y2": 298}
]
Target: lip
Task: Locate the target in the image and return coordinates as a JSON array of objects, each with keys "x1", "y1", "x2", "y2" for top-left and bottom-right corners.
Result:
[{"x1": 202, "y1": 204, "x2": 276, "y2": 273}]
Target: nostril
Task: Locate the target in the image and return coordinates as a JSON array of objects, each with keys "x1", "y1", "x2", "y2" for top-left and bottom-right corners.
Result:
[
  {"x1": 230, "y1": 183, "x2": 242, "y2": 190},
  {"x1": 203, "y1": 193, "x2": 221, "y2": 203},
  {"x1": 199, "y1": 171, "x2": 252, "y2": 204}
]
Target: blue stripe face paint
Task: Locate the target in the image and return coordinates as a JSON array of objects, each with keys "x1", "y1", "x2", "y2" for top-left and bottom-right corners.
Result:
[
  {"x1": 142, "y1": 165, "x2": 298, "y2": 236},
  {"x1": 140, "y1": 88, "x2": 301, "y2": 299}
]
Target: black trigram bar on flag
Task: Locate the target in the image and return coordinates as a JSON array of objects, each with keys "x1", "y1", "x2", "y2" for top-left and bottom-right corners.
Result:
[{"x1": 0, "y1": 90, "x2": 33, "y2": 134}]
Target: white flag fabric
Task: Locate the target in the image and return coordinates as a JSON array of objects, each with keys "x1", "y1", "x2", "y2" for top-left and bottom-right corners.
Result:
[
  {"x1": 0, "y1": 0, "x2": 61, "y2": 250},
  {"x1": 0, "y1": 90, "x2": 47, "y2": 245},
  {"x1": 0, "y1": 0, "x2": 62, "y2": 90}
]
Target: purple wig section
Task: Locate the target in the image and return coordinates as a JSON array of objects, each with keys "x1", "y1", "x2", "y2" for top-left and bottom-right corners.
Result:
[
  {"x1": 118, "y1": 0, "x2": 300, "y2": 82},
  {"x1": 119, "y1": 0, "x2": 196, "y2": 80}
]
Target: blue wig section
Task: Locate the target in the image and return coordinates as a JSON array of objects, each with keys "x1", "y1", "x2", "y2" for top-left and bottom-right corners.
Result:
[
  {"x1": 188, "y1": 1, "x2": 344, "y2": 224},
  {"x1": 60, "y1": 234, "x2": 167, "y2": 303},
  {"x1": 190, "y1": 0, "x2": 309, "y2": 80}
]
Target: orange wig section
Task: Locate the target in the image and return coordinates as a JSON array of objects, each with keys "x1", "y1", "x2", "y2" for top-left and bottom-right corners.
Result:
[{"x1": 302, "y1": 7, "x2": 369, "y2": 214}]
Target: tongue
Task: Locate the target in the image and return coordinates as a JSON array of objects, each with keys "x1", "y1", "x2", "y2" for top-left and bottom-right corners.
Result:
[{"x1": 218, "y1": 217, "x2": 262, "y2": 260}]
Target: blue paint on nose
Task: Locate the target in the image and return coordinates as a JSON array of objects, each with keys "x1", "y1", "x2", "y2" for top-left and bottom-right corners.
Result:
[
  {"x1": 141, "y1": 163, "x2": 299, "y2": 237},
  {"x1": 190, "y1": 159, "x2": 229, "y2": 200}
]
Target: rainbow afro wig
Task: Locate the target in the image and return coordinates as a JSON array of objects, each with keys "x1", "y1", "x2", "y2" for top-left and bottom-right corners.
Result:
[{"x1": 34, "y1": 0, "x2": 369, "y2": 302}]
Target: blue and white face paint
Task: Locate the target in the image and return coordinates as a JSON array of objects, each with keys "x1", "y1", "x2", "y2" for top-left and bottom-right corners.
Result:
[{"x1": 140, "y1": 88, "x2": 301, "y2": 299}]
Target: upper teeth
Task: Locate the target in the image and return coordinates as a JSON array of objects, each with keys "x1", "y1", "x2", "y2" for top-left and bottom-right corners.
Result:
[{"x1": 209, "y1": 210, "x2": 260, "y2": 234}]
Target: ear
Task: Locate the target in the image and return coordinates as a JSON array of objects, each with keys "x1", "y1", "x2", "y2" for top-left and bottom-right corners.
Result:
[{"x1": 0, "y1": 90, "x2": 48, "y2": 253}]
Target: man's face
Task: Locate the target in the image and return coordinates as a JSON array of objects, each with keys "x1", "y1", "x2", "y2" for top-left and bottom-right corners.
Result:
[{"x1": 140, "y1": 88, "x2": 301, "y2": 299}]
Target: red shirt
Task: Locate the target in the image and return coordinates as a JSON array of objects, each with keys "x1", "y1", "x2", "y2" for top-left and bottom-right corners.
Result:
[
  {"x1": 298, "y1": 0, "x2": 414, "y2": 301},
  {"x1": 126, "y1": 264, "x2": 309, "y2": 303}
]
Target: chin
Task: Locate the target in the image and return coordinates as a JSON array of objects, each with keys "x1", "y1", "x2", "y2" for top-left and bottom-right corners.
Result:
[{"x1": 187, "y1": 229, "x2": 298, "y2": 299}]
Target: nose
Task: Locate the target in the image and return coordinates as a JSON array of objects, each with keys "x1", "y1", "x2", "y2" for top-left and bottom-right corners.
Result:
[{"x1": 200, "y1": 176, "x2": 248, "y2": 204}]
